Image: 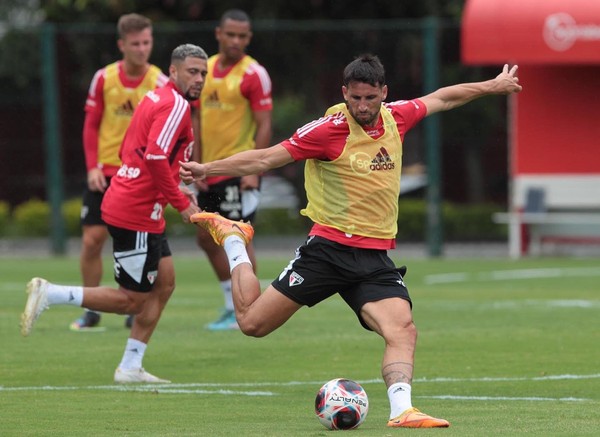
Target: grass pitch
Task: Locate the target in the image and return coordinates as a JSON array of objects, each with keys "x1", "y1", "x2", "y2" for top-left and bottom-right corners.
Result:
[{"x1": 1, "y1": 254, "x2": 599, "y2": 436}]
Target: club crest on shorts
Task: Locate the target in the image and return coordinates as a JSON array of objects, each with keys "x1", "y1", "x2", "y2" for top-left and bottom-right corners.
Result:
[
  {"x1": 289, "y1": 271, "x2": 304, "y2": 287},
  {"x1": 147, "y1": 270, "x2": 158, "y2": 284}
]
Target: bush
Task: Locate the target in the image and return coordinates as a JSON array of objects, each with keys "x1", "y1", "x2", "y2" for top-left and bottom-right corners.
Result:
[
  {"x1": 6, "y1": 197, "x2": 507, "y2": 241},
  {"x1": 253, "y1": 208, "x2": 309, "y2": 235},
  {"x1": 62, "y1": 198, "x2": 83, "y2": 237},
  {"x1": 12, "y1": 199, "x2": 51, "y2": 237},
  {"x1": 12, "y1": 197, "x2": 84, "y2": 237},
  {"x1": 396, "y1": 199, "x2": 427, "y2": 240},
  {"x1": 444, "y1": 202, "x2": 507, "y2": 241},
  {"x1": 0, "y1": 201, "x2": 10, "y2": 236},
  {"x1": 396, "y1": 199, "x2": 507, "y2": 242}
]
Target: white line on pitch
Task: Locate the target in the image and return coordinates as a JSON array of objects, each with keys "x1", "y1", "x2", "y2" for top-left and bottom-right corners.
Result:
[
  {"x1": 416, "y1": 395, "x2": 590, "y2": 402},
  {"x1": 424, "y1": 266, "x2": 600, "y2": 285},
  {"x1": 1, "y1": 373, "x2": 599, "y2": 394}
]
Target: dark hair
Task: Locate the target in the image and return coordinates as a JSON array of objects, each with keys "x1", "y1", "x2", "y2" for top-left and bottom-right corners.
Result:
[
  {"x1": 171, "y1": 44, "x2": 208, "y2": 63},
  {"x1": 343, "y1": 54, "x2": 386, "y2": 87},
  {"x1": 117, "y1": 13, "x2": 152, "y2": 39},
  {"x1": 219, "y1": 9, "x2": 251, "y2": 27}
]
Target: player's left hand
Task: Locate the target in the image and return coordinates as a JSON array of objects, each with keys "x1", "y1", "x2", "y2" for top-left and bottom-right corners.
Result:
[
  {"x1": 493, "y1": 64, "x2": 522, "y2": 95},
  {"x1": 179, "y1": 185, "x2": 198, "y2": 206}
]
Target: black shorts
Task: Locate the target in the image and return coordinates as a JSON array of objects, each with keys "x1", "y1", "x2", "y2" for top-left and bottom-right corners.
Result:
[
  {"x1": 196, "y1": 177, "x2": 260, "y2": 222},
  {"x1": 271, "y1": 236, "x2": 411, "y2": 330},
  {"x1": 107, "y1": 225, "x2": 171, "y2": 292},
  {"x1": 81, "y1": 177, "x2": 112, "y2": 226}
]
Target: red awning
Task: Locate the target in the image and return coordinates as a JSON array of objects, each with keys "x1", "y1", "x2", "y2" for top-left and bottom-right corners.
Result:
[{"x1": 462, "y1": 0, "x2": 600, "y2": 64}]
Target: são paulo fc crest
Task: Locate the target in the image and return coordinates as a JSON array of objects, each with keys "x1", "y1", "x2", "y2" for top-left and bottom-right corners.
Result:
[
  {"x1": 289, "y1": 271, "x2": 304, "y2": 287},
  {"x1": 147, "y1": 270, "x2": 158, "y2": 284}
]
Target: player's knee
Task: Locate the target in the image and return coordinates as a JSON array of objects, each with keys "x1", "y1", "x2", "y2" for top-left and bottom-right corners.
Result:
[
  {"x1": 238, "y1": 318, "x2": 268, "y2": 338},
  {"x1": 121, "y1": 294, "x2": 148, "y2": 315},
  {"x1": 156, "y1": 281, "x2": 176, "y2": 305},
  {"x1": 383, "y1": 319, "x2": 417, "y2": 345},
  {"x1": 124, "y1": 300, "x2": 144, "y2": 315},
  {"x1": 81, "y1": 235, "x2": 104, "y2": 254},
  {"x1": 81, "y1": 232, "x2": 105, "y2": 255}
]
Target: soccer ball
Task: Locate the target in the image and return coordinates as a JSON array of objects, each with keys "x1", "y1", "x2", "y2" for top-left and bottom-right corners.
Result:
[{"x1": 314, "y1": 378, "x2": 369, "y2": 430}]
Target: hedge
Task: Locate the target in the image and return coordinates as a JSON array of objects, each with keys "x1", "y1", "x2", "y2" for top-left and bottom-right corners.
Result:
[{"x1": 1, "y1": 197, "x2": 507, "y2": 241}]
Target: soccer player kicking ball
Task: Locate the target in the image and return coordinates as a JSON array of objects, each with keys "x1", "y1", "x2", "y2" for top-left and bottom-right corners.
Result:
[
  {"x1": 180, "y1": 55, "x2": 521, "y2": 428},
  {"x1": 21, "y1": 44, "x2": 207, "y2": 384}
]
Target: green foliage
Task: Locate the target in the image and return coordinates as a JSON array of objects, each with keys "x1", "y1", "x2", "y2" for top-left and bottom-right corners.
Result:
[
  {"x1": 12, "y1": 199, "x2": 50, "y2": 237},
  {"x1": 11, "y1": 197, "x2": 81, "y2": 237},
  {"x1": 443, "y1": 202, "x2": 507, "y2": 241},
  {"x1": 253, "y1": 208, "x2": 309, "y2": 235},
  {"x1": 272, "y1": 94, "x2": 312, "y2": 142},
  {"x1": 6, "y1": 197, "x2": 507, "y2": 241},
  {"x1": 62, "y1": 197, "x2": 82, "y2": 237},
  {"x1": 397, "y1": 199, "x2": 427, "y2": 240},
  {"x1": 0, "y1": 201, "x2": 10, "y2": 236},
  {"x1": 396, "y1": 199, "x2": 507, "y2": 242}
]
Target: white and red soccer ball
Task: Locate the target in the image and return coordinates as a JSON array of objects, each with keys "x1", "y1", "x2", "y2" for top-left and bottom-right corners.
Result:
[{"x1": 315, "y1": 378, "x2": 369, "y2": 430}]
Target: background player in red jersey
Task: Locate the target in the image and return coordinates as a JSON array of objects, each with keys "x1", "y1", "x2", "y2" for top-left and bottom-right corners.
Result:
[
  {"x1": 192, "y1": 9, "x2": 272, "y2": 331},
  {"x1": 22, "y1": 44, "x2": 207, "y2": 384},
  {"x1": 74, "y1": 13, "x2": 168, "y2": 331},
  {"x1": 181, "y1": 56, "x2": 522, "y2": 428}
]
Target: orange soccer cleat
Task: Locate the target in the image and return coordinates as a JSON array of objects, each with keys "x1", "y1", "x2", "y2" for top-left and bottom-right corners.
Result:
[
  {"x1": 191, "y1": 212, "x2": 254, "y2": 246},
  {"x1": 387, "y1": 407, "x2": 450, "y2": 428}
]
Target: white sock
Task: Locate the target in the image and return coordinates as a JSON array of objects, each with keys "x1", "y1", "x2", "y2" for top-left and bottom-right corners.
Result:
[
  {"x1": 47, "y1": 283, "x2": 84, "y2": 306},
  {"x1": 223, "y1": 235, "x2": 252, "y2": 272},
  {"x1": 118, "y1": 338, "x2": 147, "y2": 370},
  {"x1": 388, "y1": 382, "x2": 413, "y2": 419},
  {"x1": 220, "y1": 279, "x2": 234, "y2": 311}
]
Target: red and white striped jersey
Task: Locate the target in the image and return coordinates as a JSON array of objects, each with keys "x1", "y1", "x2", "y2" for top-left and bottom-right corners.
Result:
[{"x1": 101, "y1": 81, "x2": 194, "y2": 233}]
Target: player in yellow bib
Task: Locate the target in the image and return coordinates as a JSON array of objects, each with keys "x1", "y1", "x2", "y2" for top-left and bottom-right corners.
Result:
[
  {"x1": 192, "y1": 9, "x2": 272, "y2": 331},
  {"x1": 73, "y1": 13, "x2": 167, "y2": 331},
  {"x1": 182, "y1": 55, "x2": 522, "y2": 428}
]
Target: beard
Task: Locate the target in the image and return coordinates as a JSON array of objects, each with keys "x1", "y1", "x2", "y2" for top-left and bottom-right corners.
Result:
[{"x1": 352, "y1": 111, "x2": 378, "y2": 127}]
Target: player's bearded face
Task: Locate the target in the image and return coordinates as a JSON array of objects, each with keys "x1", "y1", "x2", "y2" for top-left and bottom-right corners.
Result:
[
  {"x1": 342, "y1": 82, "x2": 387, "y2": 128},
  {"x1": 173, "y1": 57, "x2": 208, "y2": 101}
]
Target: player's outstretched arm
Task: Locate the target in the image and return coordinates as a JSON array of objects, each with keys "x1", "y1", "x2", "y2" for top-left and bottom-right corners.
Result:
[
  {"x1": 420, "y1": 64, "x2": 522, "y2": 116},
  {"x1": 179, "y1": 143, "x2": 294, "y2": 183}
]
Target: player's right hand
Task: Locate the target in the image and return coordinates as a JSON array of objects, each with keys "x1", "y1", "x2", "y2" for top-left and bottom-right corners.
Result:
[
  {"x1": 179, "y1": 161, "x2": 206, "y2": 184},
  {"x1": 87, "y1": 168, "x2": 107, "y2": 192}
]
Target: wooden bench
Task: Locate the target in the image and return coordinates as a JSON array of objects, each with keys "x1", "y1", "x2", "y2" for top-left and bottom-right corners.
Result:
[{"x1": 493, "y1": 186, "x2": 600, "y2": 258}]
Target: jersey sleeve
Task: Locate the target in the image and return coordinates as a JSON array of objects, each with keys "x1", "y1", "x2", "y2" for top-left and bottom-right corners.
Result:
[
  {"x1": 240, "y1": 63, "x2": 273, "y2": 111},
  {"x1": 281, "y1": 116, "x2": 343, "y2": 161},
  {"x1": 144, "y1": 94, "x2": 192, "y2": 212},
  {"x1": 386, "y1": 99, "x2": 427, "y2": 141},
  {"x1": 82, "y1": 68, "x2": 105, "y2": 171},
  {"x1": 155, "y1": 72, "x2": 169, "y2": 88}
]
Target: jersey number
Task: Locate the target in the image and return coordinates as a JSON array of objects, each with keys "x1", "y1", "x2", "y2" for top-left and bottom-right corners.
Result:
[
  {"x1": 150, "y1": 203, "x2": 163, "y2": 221},
  {"x1": 225, "y1": 185, "x2": 240, "y2": 202}
]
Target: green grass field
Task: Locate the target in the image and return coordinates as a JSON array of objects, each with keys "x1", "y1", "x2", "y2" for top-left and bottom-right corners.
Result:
[{"x1": 1, "y1": 254, "x2": 599, "y2": 436}]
